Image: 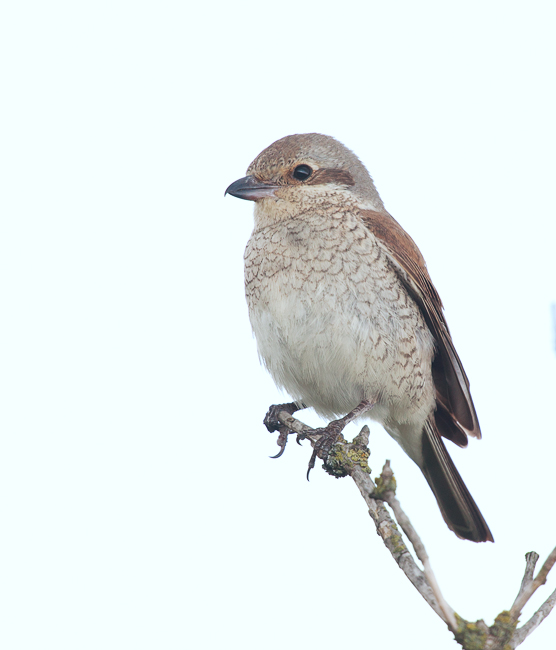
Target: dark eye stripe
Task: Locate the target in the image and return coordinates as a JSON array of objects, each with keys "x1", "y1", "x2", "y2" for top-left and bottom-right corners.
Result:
[{"x1": 306, "y1": 168, "x2": 355, "y2": 187}]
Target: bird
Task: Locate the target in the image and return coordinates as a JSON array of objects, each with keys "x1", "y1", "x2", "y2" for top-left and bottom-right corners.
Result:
[{"x1": 225, "y1": 133, "x2": 493, "y2": 543}]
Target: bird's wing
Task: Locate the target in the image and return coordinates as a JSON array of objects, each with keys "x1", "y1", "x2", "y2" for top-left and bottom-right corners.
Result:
[{"x1": 359, "y1": 209, "x2": 480, "y2": 445}]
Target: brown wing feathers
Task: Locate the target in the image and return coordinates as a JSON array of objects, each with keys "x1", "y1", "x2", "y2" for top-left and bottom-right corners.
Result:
[{"x1": 360, "y1": 210, "x2": 481, "y2": 445}]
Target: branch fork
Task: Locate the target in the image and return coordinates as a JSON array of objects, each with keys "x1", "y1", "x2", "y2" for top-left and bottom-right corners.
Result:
[{"x1": 272, "y1": 410, "x2": 556, "y2": 649}]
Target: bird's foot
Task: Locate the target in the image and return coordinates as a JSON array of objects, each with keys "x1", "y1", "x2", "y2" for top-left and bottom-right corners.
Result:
[
  {"x1": 306, "y1": 399, "x2": 376, "y2": 479},
  {"x1": 306, "y1": 421, "x2": 345, "y2": 479},
  {"x1": 264, "y1": 401, "x2": 304, "y2": 433},
  {"x1": 265, "y1": 402, "x2": 307, "y2": 459}
]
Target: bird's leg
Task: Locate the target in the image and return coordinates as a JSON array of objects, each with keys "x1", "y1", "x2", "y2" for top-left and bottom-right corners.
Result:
[
  {"x1": 265, "y1": 401, "x2": 307, "y2": 459},
  {"x1": 306, "y1": 399, "x2": 376, "y2": 479}
]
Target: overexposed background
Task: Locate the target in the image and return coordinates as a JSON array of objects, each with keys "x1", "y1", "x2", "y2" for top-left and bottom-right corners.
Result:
[{"x1": 1, "y1": 1, "x2": 555, "y2": 648}]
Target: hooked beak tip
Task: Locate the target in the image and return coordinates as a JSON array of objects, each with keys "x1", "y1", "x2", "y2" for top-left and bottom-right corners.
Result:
[{"x1": 225, "y1": 175, "x2": 279, "y2": 202}]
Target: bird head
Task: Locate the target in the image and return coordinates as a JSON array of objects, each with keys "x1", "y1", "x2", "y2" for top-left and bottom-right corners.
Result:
[{"x1": 225, "y1": 133, "x2": 384, "y2": 215}]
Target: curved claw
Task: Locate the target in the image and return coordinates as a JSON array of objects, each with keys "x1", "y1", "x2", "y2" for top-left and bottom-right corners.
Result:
[
  {"x1": 270, "y1": 428, "x2": 290, "y2": 459},
  {"x1": 270, "y1": 445, "x2": 287, "y2": 459},
  {"x1": 306, "y1": 448, "x2": 318, "y2": 481}
]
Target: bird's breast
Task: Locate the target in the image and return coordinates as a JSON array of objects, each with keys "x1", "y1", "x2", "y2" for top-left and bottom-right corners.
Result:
[{"x1": 244, "y1": 213, "x2": 435, "y2": 424}]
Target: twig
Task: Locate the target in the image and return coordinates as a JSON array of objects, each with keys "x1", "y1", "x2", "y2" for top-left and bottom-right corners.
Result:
[
  {"x1": 511, "y1": 552, "x2": 539, "y2": 613},
  {"x1": 510, "y1": 546, "x2": 556, "y2": 618},
  {"x1": 507, "y1": 548, "x2": 556, "y2": 648},
  {"x1": 272, "y1": 410, "x2": 556, "y2": 649},
  {"x1": 350, "y1": 460, "x2": 449, "y2": 621},
  {"x1": 277, "y1": 411, "x2": 451, "y2": 625},
  {"x1": 511, "y1": 586, "x2": 556, "y2": 648},
  {"x1": 376, "y1": 461, "x2": 457, "y2": 632}
]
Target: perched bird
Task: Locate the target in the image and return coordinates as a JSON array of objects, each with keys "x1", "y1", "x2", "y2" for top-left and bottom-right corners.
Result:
[{"x1": 226, "y1": 133, "x2": 493, "y2": 543}]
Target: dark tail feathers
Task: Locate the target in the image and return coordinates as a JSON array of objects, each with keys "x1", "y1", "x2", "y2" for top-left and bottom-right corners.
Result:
[{"x1": 421, "y1": 418, "x2": 493, "y2": 543}]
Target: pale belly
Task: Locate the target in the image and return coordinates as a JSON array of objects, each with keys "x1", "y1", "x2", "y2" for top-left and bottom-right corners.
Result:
[{"x1": 244, "y1": 217, "x2": 436, "y2": 434}]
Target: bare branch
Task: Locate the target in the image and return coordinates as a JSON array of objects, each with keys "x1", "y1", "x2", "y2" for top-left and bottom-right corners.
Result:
[
  {"x1": 511, "y1": 552, "x2": 539, "y2": 613},
  {"x1": 511, "y1": 586, "x2": 556, "y2": 648},
  {"x1": 272, "y1": 410, "x2": 556, "y2": 649},
  {"x1": 276, "y1": 411, "x2": 451, "y2": 626},
  {"x1": 350, "y1": 460, "x2": 450, "y2": 622},
  {"x1": 510, "y1": 546, "x2": 556, "y2": 618},
  {"x1": 376, "y1": 461, "x2": 457, "y2": 632}
]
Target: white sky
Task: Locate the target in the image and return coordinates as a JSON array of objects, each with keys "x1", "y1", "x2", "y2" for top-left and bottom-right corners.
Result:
[{"x1": 1, "y1": 1, "x2": 555, "y2": 649}]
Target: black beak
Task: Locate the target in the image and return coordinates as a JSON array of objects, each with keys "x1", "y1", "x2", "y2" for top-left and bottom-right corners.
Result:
[{"x1": 225, "y1": 175, "x2": 280, "y2": 201}]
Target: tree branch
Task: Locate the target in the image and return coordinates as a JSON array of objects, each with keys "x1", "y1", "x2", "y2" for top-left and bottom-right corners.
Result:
[
  {"x1": 375, "y1": 460, "x2": 457, "y2": 631},
  {"x1": 275, "y1": 409, "x2": 452, "y2": 625},
  {"x1": 272, "y1": 410, "x2": 556, "y2": 649},
  {"x1": 509, "y1": 549, "x2": 556, "y2": 648},
  {"x1": 511, "y1": 547, "x2": 556, "y2": 618},
  {"x1": 511, "y1": 586, "x2": 556, "y2": 647}
]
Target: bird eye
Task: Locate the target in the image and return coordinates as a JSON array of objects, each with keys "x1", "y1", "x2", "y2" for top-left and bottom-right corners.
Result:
[{"x1": 292, "y1": 164, "x2": 313, "y2": 181}]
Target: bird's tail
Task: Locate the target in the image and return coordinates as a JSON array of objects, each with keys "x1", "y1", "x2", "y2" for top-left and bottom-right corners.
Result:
[{"x1": 420, "y1": 418, "x2": 493, "y2": 542}]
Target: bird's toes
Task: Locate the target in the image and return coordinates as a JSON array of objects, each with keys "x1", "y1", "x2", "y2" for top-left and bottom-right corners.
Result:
[
  {"x1": 305, "y1": 422, "x2": 344, "y2": 479},
  {"x1": 263, "y1": 401, "x2": 299, "y2": 433}
]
